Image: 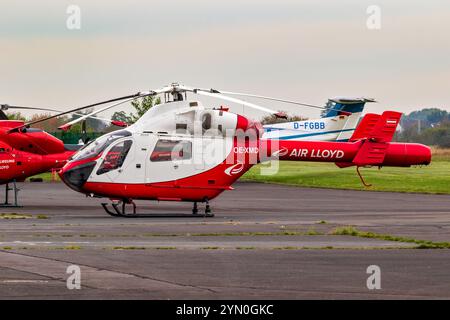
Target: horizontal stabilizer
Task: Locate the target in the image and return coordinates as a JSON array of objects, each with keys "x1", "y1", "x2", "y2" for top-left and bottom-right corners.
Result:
[
  {"x1": 335, "y1": 162, "x2": 354, "y2": 168},
  {"x1": 352, "y1": 142, "x2": 389, "y2": 166},
  {"x1": 336, "y1": 110, "x2": 403, "y2": 167},
  {"x1": 350, "y1": 111, "x2": 402, "y2": 143}
]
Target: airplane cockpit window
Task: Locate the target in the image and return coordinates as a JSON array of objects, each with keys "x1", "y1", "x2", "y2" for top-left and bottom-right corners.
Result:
[
  {"x1": 96, "y1": 140, "x2": 133, "y2": 175},
  {"x1": 71, "y1": 130, "x2": 131, "y2": 161},
  {"x1": 321, "y1": 101, "x2": 337, "y2": 117},
  {"x1": 150, "y1": 140, "x2": 192, "y2": 162}
]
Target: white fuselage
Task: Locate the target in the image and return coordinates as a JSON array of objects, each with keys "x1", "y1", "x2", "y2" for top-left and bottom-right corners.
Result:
[
  {"x1": 262, "y1": 112, "x2": 362, "y2": 142},
  {"x1": 85, "y1": 101, "x2": 237, "y2": 185}
]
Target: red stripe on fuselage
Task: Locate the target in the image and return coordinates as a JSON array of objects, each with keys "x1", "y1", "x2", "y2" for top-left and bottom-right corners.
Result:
[{"x1": 81, "y1": 159, "x2": 250, "y2": 201}]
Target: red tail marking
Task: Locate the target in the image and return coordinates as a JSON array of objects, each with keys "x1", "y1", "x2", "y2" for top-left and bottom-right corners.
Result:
[
  {"x1": 350, "y1": 111, "x2": 402, "y2": 143},
  {"x1": 369, "y1": 111, "x2": 402, "y2": 142}
]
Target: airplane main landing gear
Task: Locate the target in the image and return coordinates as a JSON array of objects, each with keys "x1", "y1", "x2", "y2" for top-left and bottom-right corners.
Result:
[
  {"x1": 101, "y1": 199, "x2": 214, "y2": 218},
  {"x1": 1, "y1": 180, "x2": 21, "y2": 208}
]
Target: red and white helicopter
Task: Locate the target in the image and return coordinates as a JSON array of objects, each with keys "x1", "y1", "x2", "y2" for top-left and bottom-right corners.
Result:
[
  {"x1": 0, "y1": 103, "x2": 128, "y2": 206},
  {"x1": 12, "y1": 83, "x2": 431, "y2": 217}
]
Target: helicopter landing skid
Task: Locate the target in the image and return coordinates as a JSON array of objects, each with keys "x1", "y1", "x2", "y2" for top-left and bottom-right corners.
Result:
[
  {"x1": 1, "y1": 180, "x2": 22, "y2": 208},
  {"x1": 101, "y1": 200, "x2": 214, "y2": 218}
]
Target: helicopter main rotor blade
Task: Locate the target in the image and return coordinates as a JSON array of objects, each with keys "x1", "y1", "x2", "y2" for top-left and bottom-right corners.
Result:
[
  {"x1": 202, "y1": 90, "x2": 324, "y2": 110},
  {"x1": 7, "y1": 91, "x2": 158, "y2": 133},
  {"x1": 1, "y1": 104, "x2": 124, "y2": 126},
  {"x1": 57, "y1": 85, "x2": 179, "y2": 130},
  {"x1": 0, "y1": 104, "x2": 62, "y2": 113},
  {"x1": 183, "y1": 86, "x2": 287, "y2": 118},
  {"x1": 189, "y1": 88, "x2": 375, "y2": 115},
  {"x1": 58, "y1": 96, "x2": 138, "y2": 131}
]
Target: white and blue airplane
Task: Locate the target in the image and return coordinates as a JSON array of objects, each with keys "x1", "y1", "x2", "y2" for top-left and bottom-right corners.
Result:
[
  {"x1": 204, "y1": 90, "x2": 375, "y2": 142},
  {"x1": 263, "y1": 97, "x2": 375, "y2": 142}
]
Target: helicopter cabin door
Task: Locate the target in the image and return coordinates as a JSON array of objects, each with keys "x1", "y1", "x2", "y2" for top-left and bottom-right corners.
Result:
[
  {"x1": 192, "y1": 111, "x2": 216, "y2": 170},
  {"x1": 95, "y1": 138, "x2": 135, "y2": 183}
]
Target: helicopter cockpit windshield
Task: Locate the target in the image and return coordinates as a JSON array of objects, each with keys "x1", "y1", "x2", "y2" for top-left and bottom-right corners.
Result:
[{"x1": 71, "y1": 130, "x2": 132, "y2": 161}]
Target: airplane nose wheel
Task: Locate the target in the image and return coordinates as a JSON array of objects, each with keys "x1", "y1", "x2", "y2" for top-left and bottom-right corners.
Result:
[{"x1": 101, "y1": 198, "x2": 214, "y2": 218}]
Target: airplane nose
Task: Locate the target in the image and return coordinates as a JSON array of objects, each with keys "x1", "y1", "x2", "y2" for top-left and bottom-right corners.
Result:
[{"x1": 59, "y1": 161, "x2": 96, "y2": 192}]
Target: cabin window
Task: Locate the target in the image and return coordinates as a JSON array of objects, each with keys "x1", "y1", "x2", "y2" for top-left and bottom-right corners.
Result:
[
  {"x1": 202, "y1": 113, "x2": 212, "y2": 131},
  {"x1": 150, "y1": 140, "x2": 192, "y2": 162},
  {"x1": 97, "y1": 140, "x2": 133, "y2": 175}
]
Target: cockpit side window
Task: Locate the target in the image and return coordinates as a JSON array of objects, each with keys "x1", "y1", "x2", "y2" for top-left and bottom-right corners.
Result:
[
  {"x1": 150, "y1": 139, "x2": 192, "y2": 162},
  {"x1": 72, "y1": 130, "x2": 132, "y2": 162},
  {"x1": 96, "y1": 140, "x2": 133, "y2": 175}
]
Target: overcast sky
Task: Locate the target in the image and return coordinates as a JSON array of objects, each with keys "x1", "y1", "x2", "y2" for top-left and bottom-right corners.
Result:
[{"x1": 0, "y1": 0, "x2": 449, "y2": 119}]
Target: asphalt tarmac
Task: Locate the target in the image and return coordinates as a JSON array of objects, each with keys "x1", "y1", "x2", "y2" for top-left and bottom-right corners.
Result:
[{"x1": 0, "y1": 181, "x2": 449, "y2": 299}]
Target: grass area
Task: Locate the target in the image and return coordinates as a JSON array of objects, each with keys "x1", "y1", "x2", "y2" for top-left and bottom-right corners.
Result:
[
  {"x1": 242, "y1": 147, "x2": 450, "y2": 194},
  {"x1": 190, "y1": 231, "x2": 306, "y2": 237},
  {"x1": 242, "y1": 159, "x2": 450, "y2": 194},
  {"x1": 331, "y1": 226, "x2": 450, "y2": 249},
  {"x1": 55, "y1": 246, "x2": 82, "y2": 250},
  {"x1": 28, "y1": 172, "x2": 58, "y2": 182},
  {"x1": 112, "y1": 246, "x2": 147, "y2": 250},
  {"x1": 0, "y1": 213, "x2": 33, "y2": 219}
]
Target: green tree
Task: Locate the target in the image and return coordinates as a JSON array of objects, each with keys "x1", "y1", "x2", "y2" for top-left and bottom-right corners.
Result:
[
  {"x1": 6, "y1": 112, "x2": 26, "y2": 121},
  {"x1": 109, "y1": 96, "x2": 161, "y2": 126},
  {"x1": 261, "y1": 112, "x2": 307, "y2": 125},
  {"x1": 111, "y1": 111, "x2": 133, "y2": 124},
  {"x1": 129, "y1": 96, "x2": 161, "y2": 123}
]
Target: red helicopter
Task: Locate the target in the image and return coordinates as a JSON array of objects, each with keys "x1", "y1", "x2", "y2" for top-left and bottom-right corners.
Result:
[
  {"x1": 0, "y1": 102, "x2": 129, "y2": 207},
  {"x1": 9, "y1": 84, "x2": 431, "y2": 216}
]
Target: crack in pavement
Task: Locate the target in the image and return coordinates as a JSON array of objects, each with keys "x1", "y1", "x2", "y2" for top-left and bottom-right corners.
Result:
[{"x1": 0, "y1": 250, "x2": 216, "y2": 295}]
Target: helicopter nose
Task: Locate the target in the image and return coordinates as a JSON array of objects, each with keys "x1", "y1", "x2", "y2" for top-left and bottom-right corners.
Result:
[{"x1": 59, "y1": 161, "x2": 96, "y2": 192}]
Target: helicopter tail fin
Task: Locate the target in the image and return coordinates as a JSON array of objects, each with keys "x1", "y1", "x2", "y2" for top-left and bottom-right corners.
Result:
[
  {"x1": 336, "y1": 111, "x2": 403, "y2": 168},
  {"x1": 349, "y1": 111, "x2": 402, "y2": 143}
]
